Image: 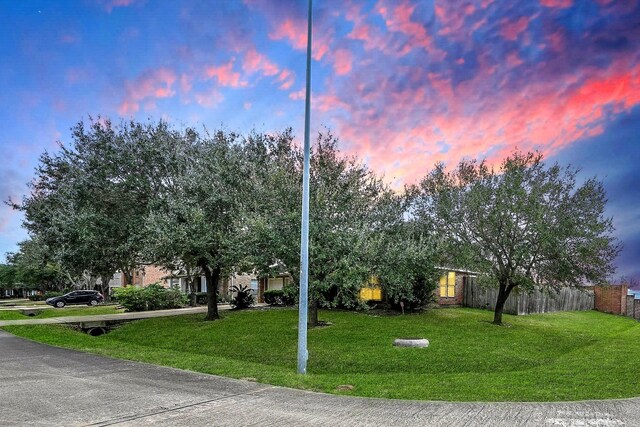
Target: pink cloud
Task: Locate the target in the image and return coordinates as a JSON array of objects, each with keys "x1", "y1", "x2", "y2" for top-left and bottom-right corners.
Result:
[
  {"x1": 243, "y1": 48, "x2": 279, "y2": 76},
  {"x1": 98, "y1": 0, "x2": 143, "y2": 13},
  {"x1": 118, "y1": 100, "x2": 139, "y2": 115},
  {"x1": 506, "y1": 52, "x2": 524, "y2": 67},
  {"x1": 500, "y1": 17, "x2": 530, "y2": 41},
  {"x1": 377, "y1": 0, "x2": 444, "y2": 58},
  {"x1": 180, "y1": 74, "x2": 192, "y2": 93},
  {"x1": 333, "y1": 49, "x2": 353, "y2": 75},
  {"x1": 205, "y1": 61, "x2": 247, "y2": 88},
  {"x1": 270, "y1": 18, "x2": 306, "y2": 50},
  {"x1": 268, "y1": 17, "x2": 331, "y2": 61},
  {"x1": 194, "y1": 88, "x2": 223, "y2": 108},
  {"x1": 540, "y1": 0, "x2": 573, "y2": 8},
  {"x1": 118, "y1": 67, "x2": 176, "y2": 116},
  {"x1": 289, "y1": 89, "x2": 305, "y2": 100},
  {"x1": 546, "y1": 30, "x2": 566, "y2": 52},
  {"x1": 312, "y1": 56, "x2": 640, "y2": 186},
  {"x1": 277, "y1": 69, "x2": 295, "y2": 90}
]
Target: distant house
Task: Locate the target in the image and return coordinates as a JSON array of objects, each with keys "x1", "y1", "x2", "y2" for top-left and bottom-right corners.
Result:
[
  {"x1": 256, "y1": 273, "x2": 294, "y2": 303},
  {"x1": 435, "y1": 267, "x2": 478, "y2": 307},
  {"x1": 107, "y1": 266, "x2": 260, "y2": 300},
  {"x1": 358, "y1": 268, "x2": 478, "y2": 307}
]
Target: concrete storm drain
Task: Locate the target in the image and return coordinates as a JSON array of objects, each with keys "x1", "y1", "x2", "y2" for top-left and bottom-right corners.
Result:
[{"x1": 393, "y1": 338, "x2": 429, "y2": 348}]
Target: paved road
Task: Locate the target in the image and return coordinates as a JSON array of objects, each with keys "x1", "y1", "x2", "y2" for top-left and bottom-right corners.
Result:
[{"x1": 1, "y1": 330, "x2": 638, "y2": 426}]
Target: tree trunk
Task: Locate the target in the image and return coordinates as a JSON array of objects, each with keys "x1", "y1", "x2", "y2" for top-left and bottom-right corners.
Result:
[
  {"x1": 122, "y1": 269, "x2": 133, "y2": 286},
  {"x1": 308, "y1": 297, "x2": 319, "y2": 327},
  {"x1": 204, "y1": 265, "x2": 220, "y2": 321},
  {"x1": 98, "y1": 274, "x2": 112, "y2": 302},
  {"x1": 493, "y1": 281, "x2": 514, "y2": 325},
  {"x1": 189, "y1": 276, "x2": 197, "y2": 307},
  {"x1": 185, "y1": 267, "x2": 197, "y2": 307}
]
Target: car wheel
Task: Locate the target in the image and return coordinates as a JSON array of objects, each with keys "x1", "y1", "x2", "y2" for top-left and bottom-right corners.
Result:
[
  {"x1": 55, "y1": 301, "x2": 65, "y2": 308},
  {"x1": 89, "y1": 299, "x2": 98, "y2": 306}
]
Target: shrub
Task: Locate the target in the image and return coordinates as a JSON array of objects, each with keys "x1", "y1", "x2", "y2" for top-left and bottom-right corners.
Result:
[
  {"x1": 114, "y1": 283, "x2": 187, "y2": 312},
  {"x1": 282, "y1": 286, "x2": 298, "y2": 305},
  {"x1": 29, "y1": 291, "x2": 63, "y2": 301},
  {"x1": 264, "y1": 287, "x2": 297, "y2": 306},
  {"x1": 264, "y1": 289, "x2": 284, "y2": 305},
  {"x1": 190, "y1": 292, "x2": 208, "y2": 305},
  {"x1": 230, "y1": 285, "x2": 254, "y2": 310}
]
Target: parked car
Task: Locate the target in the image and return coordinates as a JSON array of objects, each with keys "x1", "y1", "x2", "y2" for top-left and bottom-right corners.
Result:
[{"x1": 46, "y1": 290, "x2": 104, "y2": 308}]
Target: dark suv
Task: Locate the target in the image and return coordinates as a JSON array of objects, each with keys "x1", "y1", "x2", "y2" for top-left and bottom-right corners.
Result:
[{"x1": 46, "y1": 290, "x2": 104, "y2": 308}]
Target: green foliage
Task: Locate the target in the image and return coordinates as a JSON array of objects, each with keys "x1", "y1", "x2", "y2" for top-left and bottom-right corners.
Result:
[
  {"x1": 230, "y1": 285, "x2": 255, "y2": 310},
  {"x1": 282, "y1": 285, "x2": 298, "y2": 305},
  {"x1": 113, "y1": 283, "x2": 187, "y2": 312},
  {"x1": 0, "y1": 264, "x2": 17, "y2": 290},
  {"x1": 416, "y1": 151, "x2": 621, "y2": 324},
  {"x1": 28, "y1": 291, "x2": 64, "y2": 302},
  {"x1": 264, "y1": 288, "x2": 297, "y2": 306},
  {"x1": 245, "y1": 131, "x2": 429, "y2": 320},
  {"x1": 190, "y1": 292, "x2": 208, "y2": 305},
  {"x1": 12, "y1": 119, "x2": 184, "y2": 297},
  {"x1": 263, "y1": 289, "x2": 283, "y2": 305},
  {"x1": 4, "y1": 240, "x2": 68, "y2": 292}
]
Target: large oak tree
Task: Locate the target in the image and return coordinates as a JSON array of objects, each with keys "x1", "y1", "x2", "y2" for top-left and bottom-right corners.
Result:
[{"x1": 416, "y1": 151, "x2": 620, "y2": 325}]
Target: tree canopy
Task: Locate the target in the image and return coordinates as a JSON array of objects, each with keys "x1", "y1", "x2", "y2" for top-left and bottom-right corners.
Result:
[{"x1": 415, "y1": 151, "x2": 620, "y2": 324}]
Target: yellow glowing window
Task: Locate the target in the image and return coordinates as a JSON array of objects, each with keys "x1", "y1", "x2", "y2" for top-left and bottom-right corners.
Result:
[
  {"x1": 360, "y1": 275, "x2": 382, "y2": 301},
  {"x1": 439, "y1": 272, "x2": 456, "y2": 297}
]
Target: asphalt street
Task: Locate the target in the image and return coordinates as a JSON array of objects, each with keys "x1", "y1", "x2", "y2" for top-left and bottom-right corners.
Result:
[{"x1": 0, "y1": 329, "x2": 638, "y2": 426}]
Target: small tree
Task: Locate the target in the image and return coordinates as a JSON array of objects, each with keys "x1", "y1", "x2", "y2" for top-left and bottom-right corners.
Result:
[{"x1": 417, "y1": 151, "x2": 620, "y2": 325}]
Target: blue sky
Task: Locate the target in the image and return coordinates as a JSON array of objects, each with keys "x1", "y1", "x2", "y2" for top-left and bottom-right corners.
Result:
[{"x1": 1, "y1": 0, "x2": 639, "y2": 283}]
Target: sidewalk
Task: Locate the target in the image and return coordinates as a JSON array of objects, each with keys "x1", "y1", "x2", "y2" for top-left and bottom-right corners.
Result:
[{"x1": 0, "y1": 304, "x2": 260, "y2": 327}]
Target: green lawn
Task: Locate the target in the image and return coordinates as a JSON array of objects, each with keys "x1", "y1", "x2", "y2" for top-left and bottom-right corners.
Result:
[
  {"x1": 3, "y1": 308, "x2": 639, "y2": 401},
  {"x1": 0, "y1": 305, "x2": 124, "y2": 320}
]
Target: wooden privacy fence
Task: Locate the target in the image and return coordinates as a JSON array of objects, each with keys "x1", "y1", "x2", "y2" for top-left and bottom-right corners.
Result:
[{"x1": 463, "y1": 282, "x2": 594, "y2": 315}]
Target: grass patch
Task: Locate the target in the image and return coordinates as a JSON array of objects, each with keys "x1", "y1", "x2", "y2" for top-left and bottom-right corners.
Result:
[
  {"x1": 0, "y1": 305, "x2": 124, "y2": 320},
  {"x1": 3, "y1": 308, "x2": 639, "y2": 401}
]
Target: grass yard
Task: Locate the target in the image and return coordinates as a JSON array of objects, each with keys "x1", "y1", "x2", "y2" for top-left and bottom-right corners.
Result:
[
  {"x1": 0, "y1": 305, "x2": 124, "y2": 320},
  {"x1": 3, "y1": 308, "x2": 639, "y2": 401}
]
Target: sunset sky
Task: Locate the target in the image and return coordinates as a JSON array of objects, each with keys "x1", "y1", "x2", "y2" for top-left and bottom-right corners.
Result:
[{"x1": 1, "y1": 0, "x2": 639, "y2": 282}]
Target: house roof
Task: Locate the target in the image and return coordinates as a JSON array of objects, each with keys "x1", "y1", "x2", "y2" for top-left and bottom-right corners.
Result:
[{"x1": 435, "y1": 266, "x2": 481, "y2": 276}]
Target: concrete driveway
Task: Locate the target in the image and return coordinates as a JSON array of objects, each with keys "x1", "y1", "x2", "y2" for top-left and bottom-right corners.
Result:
[{"x1": 0, "y1": 329, "x2": 638, "y2": 426}]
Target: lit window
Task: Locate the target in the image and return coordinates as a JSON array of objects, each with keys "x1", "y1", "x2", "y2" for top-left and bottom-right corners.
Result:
[{"x1": 439, "y1": 272, "x2": 456, "y2": 297}]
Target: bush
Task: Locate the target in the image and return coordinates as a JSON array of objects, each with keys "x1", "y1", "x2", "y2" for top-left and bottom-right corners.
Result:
[
  {"x1": 282, "y1": 286, "x2": 298, "y2": 305},
  {"x1": 230, "y1": 285, "x2": 254, "y2": 310},
  {"x1": 264, "y1": 289, "x2": 284, "y2": 305},
  {"x1": 264, "y1": 288, "x2": 297, "y2": 306},
  {"x1": 114, "y1": 283, "x2": 187, "y2": 312},
  {"x1": 29, "y1": 291, "x2": 63, "y2": 301},
  {"x1": 190, "y1": 292, "x2": 208, "y2": 305}
]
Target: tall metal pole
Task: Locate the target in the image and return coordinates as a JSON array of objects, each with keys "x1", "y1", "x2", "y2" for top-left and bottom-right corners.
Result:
[{"x1": 297, "y1": 0, "x2": 313, "y2": 375}]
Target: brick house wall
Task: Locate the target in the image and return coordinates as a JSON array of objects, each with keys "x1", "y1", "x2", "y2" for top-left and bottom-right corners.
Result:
[
  {"x1": 594, "y1": 285, "x2": 628, "y2": 315},
  {"x1": 141, "y1": 265, "x2": 172, "y2": 287}
]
